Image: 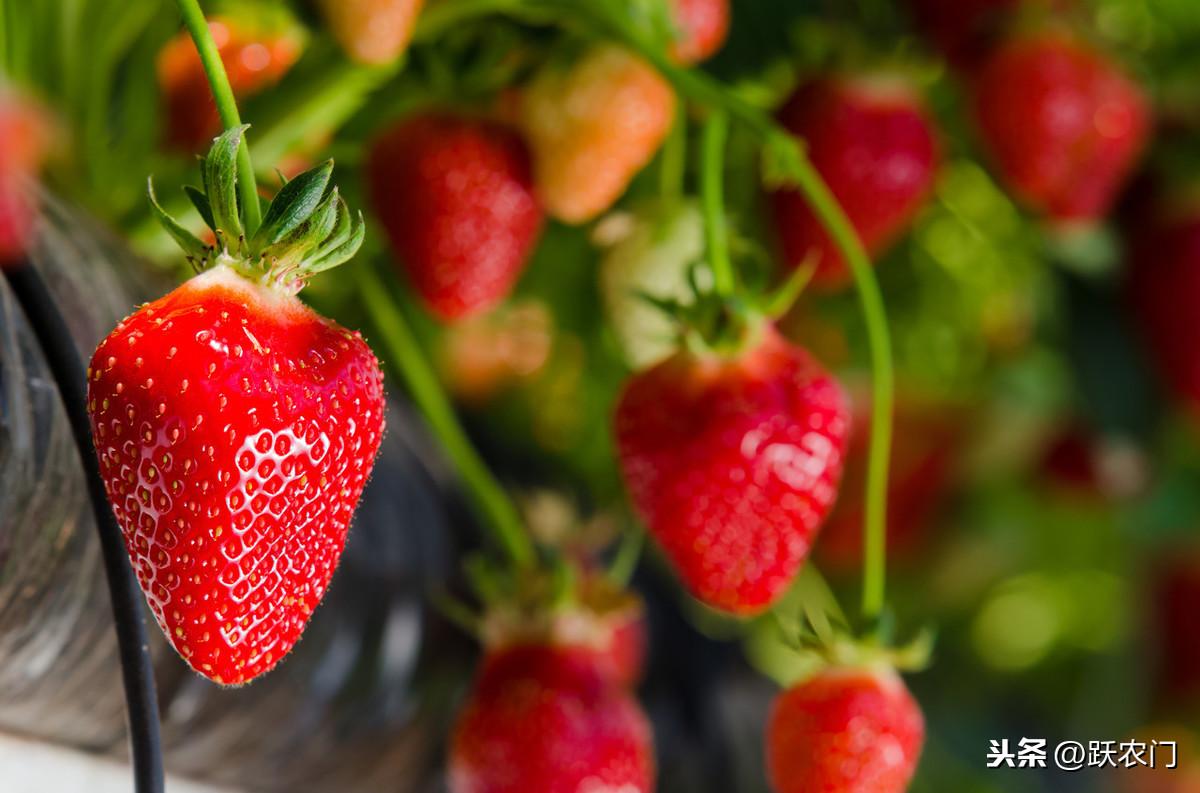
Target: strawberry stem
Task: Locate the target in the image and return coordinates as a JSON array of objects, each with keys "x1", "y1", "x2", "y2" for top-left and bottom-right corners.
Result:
[
  {"x1": 173, "y1": 0, "x2": 262, "y2": 237},
  {"x1": 659, "y1": 108, "x2": 687, "y2": 205},
  {"x1": 700, "y1": 111, "x2": 735, "y2": 298},
  {"x1": 355, "y1": 265, "x2": 536, "y2": 568}
]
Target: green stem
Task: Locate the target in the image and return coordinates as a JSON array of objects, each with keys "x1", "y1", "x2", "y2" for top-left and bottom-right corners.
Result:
[
  {"x1": 355, "y1": 266, "x2": 536, "y2": 568},
  {"x1": 700, "y1": 111, "x2": 734, "y2": 298},
  {"x1": 174, "y1": 0, "x2": 261, "y2": 237},
  {"x1": 608, "y1": 525, "x2": 644, "y2": 586}
]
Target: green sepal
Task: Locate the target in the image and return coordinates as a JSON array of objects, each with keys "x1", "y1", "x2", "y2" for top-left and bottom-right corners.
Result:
[
  {"x1": 303, "y1": 211, "x2": 365, "y2": 274},
  {"x1": 148, "y1": 178, "x2": 209, "y2": 266},
  {"x1": 202, "y1": 124, "x2": 249, "y2": 246},
  {"x1": 184, "y1": 185, "x2": 216, "y2": 231},
  {"x1": 250, "y1": 159, "x2": 334, "y2": 253}
]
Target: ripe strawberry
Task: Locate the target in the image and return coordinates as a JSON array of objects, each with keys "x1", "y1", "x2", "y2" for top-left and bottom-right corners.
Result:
[
  {"x1": 158, "y1": 14, "x2": 303, "y2": 152},
  {"x1": 521, "y1": 45, "x2": 675, "y2": 224},
  {"x1": 669, "y1": 0, "x2": 730, "y2": 64},
  {"x1": 767, "y1": 666, "x2": 924, "y2": 793},
  {"x1": 0, "y1": 91, "x2": 51, "y2": 264},
  {"x1": 615, "y1": 323, "x2": 850, "y2": 614},
  {"x1": 1127, "y1": 198, "x2": 1200, "y2": 412},
  {"x1": 598, "y1": 201, "x2": 706, "y2": 369},
  {"x1": 448, "y1": 644, "x2": 654, "y2": 793},
  {"x1": 769, "y1": 76, "x2": 939, "y2": 290},
  {"x1": 318, "y1": 0, "x2": 425, "y2": 65},
  {"x1": 88, "y1": 128, "x2": 382, "y2": 685},
  {"x1": 368, "y1": 114, "x2": 542, "y2": 321},
  {"x1": 972, "y1": 29, "x2": 1150, "y2": 223}
]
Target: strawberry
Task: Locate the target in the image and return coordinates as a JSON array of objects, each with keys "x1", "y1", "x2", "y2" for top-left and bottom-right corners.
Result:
[
  {"x1": 769, "y1": 76, "x2": 939, "y2": 290},
  {"x1": 158, "y1": 13, "x2": 303, "y2": 153},
  {"x1": 87, "y1": 127, "x2": 382, "y2": 685},
  {"x1": 0, "y1": 90, "x2": 51, "y2": 264},
  {"x1": 439, "y1": 300, "x2": 553, "y2": 401},
  {"x1": 367, "y1": 114, "x2": 543, "y2": 321},
  {"x1": 669, "y1": 0, "x2": 731, "y2": 64},
  {"x1": 448, "y1": 643, "x2": 654, "y2": 793},
  {"x1": 318, "y1": 0, "x2": 425, "y2": 65},
  {"x1": 767, "y1": 666, "x2": 924, "y2": 793},
  {"x1": 598, "y1": 201, "x2": 707, "y2": 369},
  {"x1": 972, "y1": 29, "x2": 1150, "y2": 223},
  {"x1": 614, "y1": 323, "x2": 850, "y2": 614},
  {"x1": 1127, "y1": 199, "x2": 1200, "y2": 413},
  {"x1": 521, "y1": 45, "x2": 675, "y2": 224}
]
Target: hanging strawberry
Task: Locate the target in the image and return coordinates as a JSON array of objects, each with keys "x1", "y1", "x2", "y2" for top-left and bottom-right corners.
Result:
[{"x1": 86, "y1": 127, "x2": 384, "y2": 685}]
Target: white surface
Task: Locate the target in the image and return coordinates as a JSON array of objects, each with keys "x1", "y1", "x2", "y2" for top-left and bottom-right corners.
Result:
[{"x1": 0, "y1": 733, "x2": 238, "y2": 792}]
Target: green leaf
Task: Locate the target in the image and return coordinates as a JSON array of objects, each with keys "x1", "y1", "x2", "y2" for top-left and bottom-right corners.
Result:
[
  {"x1": 303, "y1": 211, "x2": 366, "y2": 274},
  {"x1": 202, "y1": 124, "x2": 249, "y2": 244},
  {"x1": 184, "y1": 185, "x2": 215, "y2": 231},
  {"x1": 251, "y1": 159, "x2": 334, "y2": 252},
  {"x1": 147, "y1": 178, "x2": 209, "y2": 265}
]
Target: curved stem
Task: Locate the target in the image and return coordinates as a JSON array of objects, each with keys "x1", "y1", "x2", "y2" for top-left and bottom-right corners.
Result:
[
  {"x1": 174, "y1": 0, "x2": 261, "y2": 237},
  {"x1": 659, "y1": 108, "x2": 686, "y2": 205},
  {"x1": 355, "y1": 265, "x2": 535, "y2": 568},
  {"x1": 4, "y1": 261, "x2": 164, "y2": 793},
  {"x1": 700, "y1": 111, "x2": 734, "y2": 298}
]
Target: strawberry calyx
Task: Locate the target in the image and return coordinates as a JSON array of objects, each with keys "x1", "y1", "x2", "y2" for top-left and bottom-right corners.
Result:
[
  {"x1": 777, "y1": 605, "x2": 934, "y2": 678},
  {"x1": 149, "y1": 124, "x2": 364, "y2": 294}
]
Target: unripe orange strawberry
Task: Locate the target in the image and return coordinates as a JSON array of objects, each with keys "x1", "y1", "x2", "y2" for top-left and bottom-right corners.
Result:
[
  {"x1": 520, "y1": 45, "x2": 675, "y2": 224},
  {"x1": 318, "y1": 0, "x2": 425, "y2": 65}
]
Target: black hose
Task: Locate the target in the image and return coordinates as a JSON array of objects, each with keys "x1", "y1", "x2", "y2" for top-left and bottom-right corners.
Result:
[{"x1": 3, "y1": 259, "x2": 165, "y2": 793}]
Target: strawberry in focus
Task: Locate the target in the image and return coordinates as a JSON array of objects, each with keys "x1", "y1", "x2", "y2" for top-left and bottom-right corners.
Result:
[
  {"x1": 158, "y1": 15, "x2": 302, "y2": 153},
  {"x1": 367, "y1": 114, "x2": 543, "y2": 321},
  {"x1": 448, "y1": 643, "x2": 654, "y2": 793},
  {"x1": 88, "y1": 128, "x2": 382, "y2": 684},
  {"x1": 767, "y1": 666, "x2": 924, "y2": 793},
  {"x1": 318, "y1": 0, "x2": 425, "y2": 65},
  {"x1": 520, "y1": 45, "x2": 675, "y2": 225},
  {"x1": 769, "y1": 76, "x2": 939, "y2": 290},
  {"x1": 669, "y1": 0, "x2": 730, "y2": 64},
  {"x1": 615, "y1": 323, "x2": 850, "y2": 614},
  {"x1": 972, "y1": 29, "x2": 1150, "y2": 223}
]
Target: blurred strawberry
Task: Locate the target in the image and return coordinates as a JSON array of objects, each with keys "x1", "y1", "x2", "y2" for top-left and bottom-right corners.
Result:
[
  {"x1": 769, "y1": 75, "x2": 939, "y2": 290},
  {"x1": 1127, "y1": 198, "x2": 1200, "y2": 412},
  {"x1": 448, "y1": 644, "x2": 654, "y2": 793},
  {"x1": 158, "y1": 13, "x2": 303, "y2": 152},
  {"x1": 669, "y1": 0, "x2": 730, "y2": 64},
  {"x1": 521, "y1": 45, "x2": 675, "y2": 224},
  {"x1": 367, "y1": 114, "x2": 543, "y2": 321},
  {"x1": 1150, "y1": 553, "x2": 1200, "y2": 707},
  {"x1": 1038, "y1": 422, "x2": 1148, "y2": 500},
  {"x1": 598, "y1": 202, "x2": 706, "y2": 369},
  {"x1": 615, "y1": 323, "x2": 850, "y2": 614},
  {"x1": 439, "y1": 300, "x2": 553, "y2": 402},
  {"x1": 817, "y1": 395, "x2": 960, "y2": 574},
  {"x1": 0, "y1": 90, "x2": 52, "y2": 265},
  {"x1": 318, "y1": 0, "x2": 424, "y2": 65},
  {"x1": 767, "y1": 666, "x2": 924, "y2": 793},
  {"x1": 972, "y1": 28, "x2": 1150, "y2": 223}
]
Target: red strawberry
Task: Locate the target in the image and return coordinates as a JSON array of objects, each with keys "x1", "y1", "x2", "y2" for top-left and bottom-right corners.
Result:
[
  {"x1": 448, "y1": 644, "x2": 655, "y2": 793},
  {"x1": 770, "y1": 76, "x2": 939, "y2": 290},
  {"x1": 615, "y1": 324, "x2": 850, "y2": 614},
  {"x1": 972, "y1": 29, "x2": 1150, "y2": 223},
  {"x1": 1128, "y1": 200, "x2": 1200, "y2": 412},
  {"x1": 318, "y1": 0, "x2": 425, "y2": 65},
  {"x1": 0, "y1": 91, "x2": 51, "y2": 264},
  {"x1": 767, "y1": 666, "x2": 924, "y2": 793},
  {"x1": 669, "y1": 0, "x2": 730, "y2": 64},
  {"x1": 158, "y1": 14, "x2": 303, "y2": 152},
  {"x1": 368, "y1": 115, "x2": 543, "y2": 321},
  {"x1": 521, "y1": 45, "x2": 675, "y2": 224},
  {"x1": 88, "y1": 128, "x2": 382, "y2": 684},
  {"x1": 1150, "y1": 553, "x2": 1200, "y2": 706}
]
